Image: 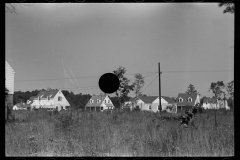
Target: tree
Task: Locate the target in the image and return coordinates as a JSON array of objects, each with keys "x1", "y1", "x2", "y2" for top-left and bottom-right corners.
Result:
[
  {"x1": 226, "y1": 80, "x2": 234, "y2": 99},
  {"x1": 113, "y1": 66, "x2": 135, "y2": 109},
  {"x1": 186, "y1": 84, "x2": 197, "y2": 95},
  {"x1": 200, "y1": 96, "x2": 207, "y2": 105},
  {"x1": 209, "y1": 81, "x2": 225, "y2": 128},
  {"x1": 219, "y1": 3, "x2": 235, "y2": 14},
  {"x1": 226, "y1": 80, "x2": 234, "y2": 108},
  {"x1": 133, "y1": 73, "x2": 144, "y2": 102},
  {"x1": 209, "y1": 81, "x2": 225, "y2": 99}
]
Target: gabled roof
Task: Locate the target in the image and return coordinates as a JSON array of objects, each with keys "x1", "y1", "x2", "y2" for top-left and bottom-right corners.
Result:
[
  {"x1": 162, "y1": 96, "x2": 176, "y2": 104},
  {"x1": 85, "y1": 95, "x2": 109, "y2": 107},
  {"x1": 35, "y1": 90, "x2": 59, "y2": 99},
  {"x1": 138, "y1": 96, "x2": 158, "y2": 103},
  {"x1": 27, "y1": 96, "x2": 35, "y2": 104},
  {"x1": 203, "y1": 97, "x2": 217, "y2": 103},
  {"x1": 177, "y1": 93, "x2": 199, "y2": 106},
  {"x1": 5, "y1": 60, "x2": 16, "y2": 73}
]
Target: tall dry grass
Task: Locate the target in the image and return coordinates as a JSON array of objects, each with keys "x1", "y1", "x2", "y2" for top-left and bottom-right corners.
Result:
[{"x1": 6, "y1": 109, "x2": 234, "y2": 156}]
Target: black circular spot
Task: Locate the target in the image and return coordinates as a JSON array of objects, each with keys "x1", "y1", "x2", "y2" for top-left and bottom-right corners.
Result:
[{"x1": 99, "y1": 73, "x2": 119, "y2": 94}]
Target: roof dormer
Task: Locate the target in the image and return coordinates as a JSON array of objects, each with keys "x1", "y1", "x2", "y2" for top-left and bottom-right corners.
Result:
[
  {"x1": 97, "y1": 99, "x2": 101, "y2": 103},
  {"x1": 187, "y1": 97, "x2": 192, "y2": 102},
  {"x1": 90, "y1": 99, "x2": 93, "y2": 104},
  {"x1": 178, "y1": 97, "x2": 183, "y2": 102}
]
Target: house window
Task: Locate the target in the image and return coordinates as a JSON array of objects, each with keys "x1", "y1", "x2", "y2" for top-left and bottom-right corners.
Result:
[
  {"x1": 179, "y1": 98, "x2": 183, "y2": 102},
  {"x1": 149, "y1": 105, "x2": 152, "y2": 110},
  {"x1": 188, "y1": 97, "x2": 192, "y2": 102},
  {"x1": 108, "y1": 100, "x2": 110, "y2": 103},
  {"x1": 58, "y1": 96, "x2": 62, "y2": 101},
  {"x1": 105, "y1": 99, "x2": 107, "y2": 103},
  {"x1": 90, "y1": 99, "x2": 93, "y2": 103},
  {"x1": 101, "y1": 107, "x2": 103, "y2": 110}
]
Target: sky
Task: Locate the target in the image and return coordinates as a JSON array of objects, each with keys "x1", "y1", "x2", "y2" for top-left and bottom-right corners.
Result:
[{"x1": 6, "y1": 3, "x2": 234, "y2": 98}]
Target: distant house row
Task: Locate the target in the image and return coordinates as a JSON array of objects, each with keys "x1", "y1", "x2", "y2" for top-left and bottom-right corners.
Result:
[
  {"x1": 202, "y1": 97, "x2": 230, "y2": 110},
  {"x1": 13, "y1": 91, "x2": 230, "y2": 112},
  {"x1": 123, "y1": 92, "x2": 229, "y2": 113},
  {"x1": 123, "y1": 93, "x2": 200, "y2": 113}
]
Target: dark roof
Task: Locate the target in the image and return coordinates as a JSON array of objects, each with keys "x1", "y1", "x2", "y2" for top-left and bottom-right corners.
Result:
[
  {"x1": 28, "y1": 96, "x2": 35, "y2": 104},
  {"x1": 162, "y1": 96, "x2": 176, "y2": 103},
  {"x1": 29, "y1": 96, "x2": 35, "y2": 100},
  {"x1": 203, "y1": 97, "x2": 217, "y2": 103},
  {"x1": 35, "y1": 90, "x2": 59, "y2": 99},
  {"x1": 138, "y1": 96, "x2": 158, "y2": 103},
  {"x1": 85, "y1": 95, "x2": 110, "y2": 107},
  {"x1": 177, "y1": 93, "x2": 198, "y2": 106}
]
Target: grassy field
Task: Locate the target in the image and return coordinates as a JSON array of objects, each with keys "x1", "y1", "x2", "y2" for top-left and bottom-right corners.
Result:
[{"x1": 5, "y1": 108, "x2": 234, "y2": 157}]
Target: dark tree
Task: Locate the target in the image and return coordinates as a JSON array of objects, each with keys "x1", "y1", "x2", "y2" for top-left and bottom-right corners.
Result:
[
  {"x1": 186, "y1": 84, "x2": 197, "y2": 95},
  {"x1": 219, "y1": 3, "x2": 234, "y2": 14},
  {"x1": 200, "y1": 96, "x2": 207, "y2": 105},
  {"x1": 113, "y1": 66, "x2": 135, "y2": 109},
  {"x1": 209, "y1": 81, "x2": 225, "y2": 99}
]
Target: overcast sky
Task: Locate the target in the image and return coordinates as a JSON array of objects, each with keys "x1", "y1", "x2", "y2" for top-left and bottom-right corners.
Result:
[{"x1": 6, "y1": 3, "x2": 234, "y2": 98}]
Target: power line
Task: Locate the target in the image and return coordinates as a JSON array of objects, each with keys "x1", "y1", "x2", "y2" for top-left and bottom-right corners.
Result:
[
  {"x1": 162, "y1": 70, "x2": 233, "y2": 73},
  {"x1": 15, "y1": 71, "x2": 158, "y2": 82},
  {"x1": 143, "y1": 73, "x2": 158, "y2": 78},
  {"x1": 141, "y1": 75, "x2": 158, "y2": 93},
  {"x1": 14, "y1": 86, "x2": 99, "y2": 91},
  {"x1": 15, "y1": 70, "x2": 233, "y2": 82}
]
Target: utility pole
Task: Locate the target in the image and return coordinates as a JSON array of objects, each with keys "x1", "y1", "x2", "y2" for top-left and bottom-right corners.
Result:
[{"x1": 158, "y1": 62, "x2": 162, "y2": 112}]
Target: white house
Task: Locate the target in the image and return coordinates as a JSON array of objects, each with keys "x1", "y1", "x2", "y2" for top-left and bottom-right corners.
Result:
[
  {"x1": 176, "y1": 93, "x2": 201, "y2": 113},
  {"x1": 30, "y1": 89, "x2": 70, "y2": 111},
  {"x1": 124, "y1": 96, "x2": 177, "y2": 113},
  {"x1": 202, "y1": 98, "x2": 230, "y2": 110},
  {"x1": 5, "y1": 60, "x2": 15, "y2": 107},
  {"x1": 134, "y1": 96, "x2": 159, "y2": 112},
  {"x1": 85, "y1": 94, "x2": 114, "y2": 111}
]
